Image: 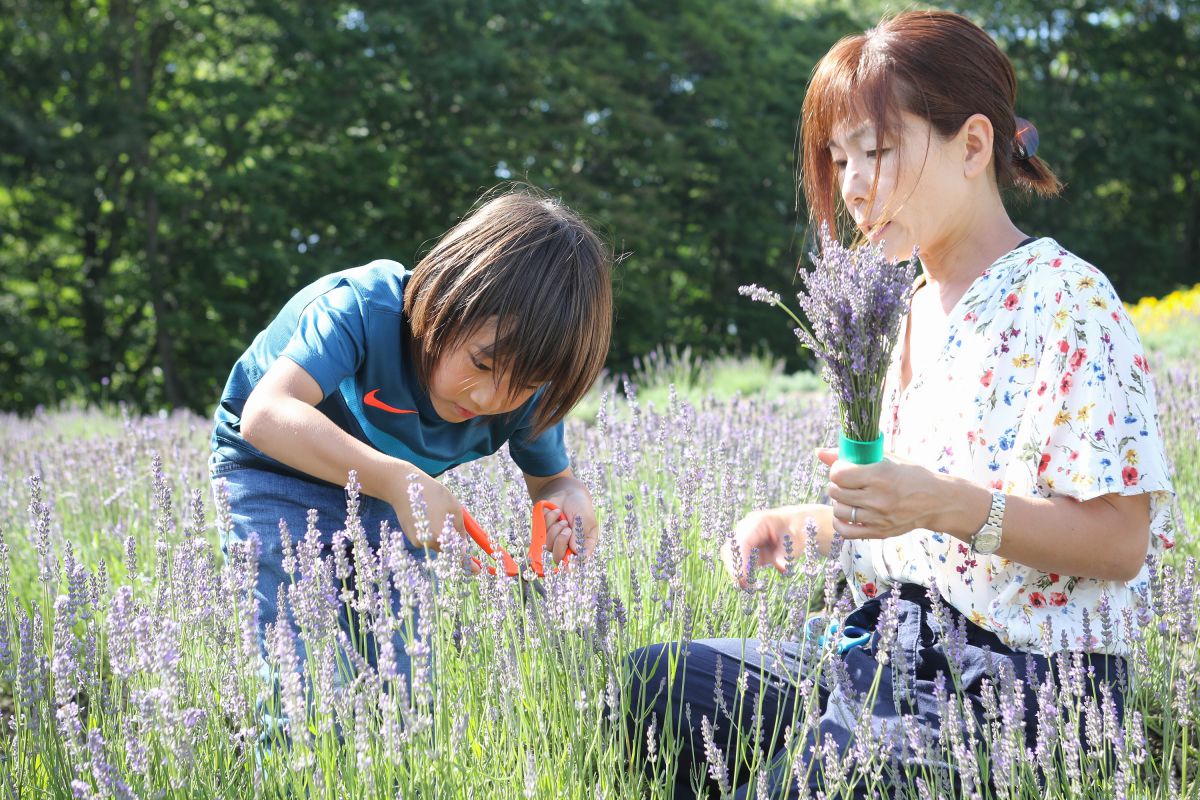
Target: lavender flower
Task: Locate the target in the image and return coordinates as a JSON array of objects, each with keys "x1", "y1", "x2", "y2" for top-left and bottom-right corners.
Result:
[
  {"x1": 29, "y1": 475, "x2": 59, "y2": 588},
  {"x1": 740, "y1": 224, "x2": 917, "y2": 444},
  {"x1": 738, "y1": 284, "x2": 782, "y2": 306},
  {"x1": 405, "y1": 473, "x2": 433, "y2": 547},
  {"x1": 266, "y1": 585, "x2": 309, "y2": 748},
  {"x1": 85, "y1": 730, "x2": 135, "y2": 800},
  {"x1": 52, "y1": 595, "x2": 80, "y2": 706},
  {"x1": 17, "y1": 606, "x2": 45, "y2": 727},
  {"x1": 700, "y1": 714, "x2": 732, "y2": 795}
]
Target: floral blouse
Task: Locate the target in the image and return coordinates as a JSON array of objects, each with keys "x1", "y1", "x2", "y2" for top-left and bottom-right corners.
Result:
[{"x1": 839, "y1": 238, "x2": 1176, "y2": 655}]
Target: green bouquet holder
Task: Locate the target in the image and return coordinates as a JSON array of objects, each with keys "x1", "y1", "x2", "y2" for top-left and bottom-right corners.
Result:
[{"x1": 838, "y1": 431, "x2": 884, "y2": 465}]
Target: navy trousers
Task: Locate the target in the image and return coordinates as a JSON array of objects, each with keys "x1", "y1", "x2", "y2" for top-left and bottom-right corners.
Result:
[{"x1": 625, "y1": 583, "x2": 1127, "y2": 798}]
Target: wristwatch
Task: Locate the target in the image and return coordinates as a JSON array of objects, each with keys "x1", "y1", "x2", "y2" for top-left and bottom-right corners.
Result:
[{"x1": 970, "y1": 490, "x2": 1006, "y2": 555}]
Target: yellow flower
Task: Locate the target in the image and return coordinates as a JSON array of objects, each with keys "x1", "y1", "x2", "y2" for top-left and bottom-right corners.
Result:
[
  {"x1": 1075, "y1": 402, "x2": 1095, "y2": 421},
  {"x1": 1052, "y1": 309, "x2": 1070, "y2": 330},
  {"x1": 1054, "y1": 410, "x2": 1072, "y2": 426},
  {"x1": 1088, "y1": 295, "x2": 1108, "y2": 310},
  {"x1": 1076, "y1": 276, "x2": 1097, "y2": 290},
  {"x1": 1125, "y1": 449, "x2": 1138, "y2": 465},
  {"x1": 971, "y1": 610, "x2": 987, "y2": 626},
  {"x1": 1126, "y1": 283, "x2": 1200, "y2": 337},
  {"x1": 1012, "y1": 353, "x2": 1034, "y2": 368}
]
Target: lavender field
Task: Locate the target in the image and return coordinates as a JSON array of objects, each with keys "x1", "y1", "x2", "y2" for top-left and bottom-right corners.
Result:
[{"x1": 1, "y1": 363, "x2": 1197, "y2": 798}]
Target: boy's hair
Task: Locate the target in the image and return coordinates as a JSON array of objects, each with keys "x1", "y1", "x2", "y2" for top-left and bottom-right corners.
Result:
[{"x1": 405, "y1": 187, "x2": 613, "y2": 438}]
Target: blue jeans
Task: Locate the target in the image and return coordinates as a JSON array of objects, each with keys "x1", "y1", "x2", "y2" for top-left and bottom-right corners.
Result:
[
  {"x1": 210, "y1": 456, "x2": 427, "y2": 683},
  {"x1": 625, "y1": 583, "x2": 1127, "y2": 798}
]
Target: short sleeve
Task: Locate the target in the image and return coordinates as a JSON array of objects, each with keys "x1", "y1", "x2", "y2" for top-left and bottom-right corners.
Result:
[
  {"x1": 279, "y1": 284, "x2": 367, "y2": 398},
  {"x1": 507, "y1": 416, "x2": 569, "y2": 478},
  {"x1": 1023, "y1": 267, "x2": 1176, "y2": 549}
]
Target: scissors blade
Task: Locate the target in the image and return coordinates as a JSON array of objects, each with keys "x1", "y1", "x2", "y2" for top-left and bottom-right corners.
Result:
[{"x1": 520, "y1": 577, "x2": 547, "y2": 603}]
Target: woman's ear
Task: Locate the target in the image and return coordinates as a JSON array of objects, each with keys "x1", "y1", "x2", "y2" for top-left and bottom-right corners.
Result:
[{"x1": 960, "y1": 113, "x2": 994, "y2": 180}]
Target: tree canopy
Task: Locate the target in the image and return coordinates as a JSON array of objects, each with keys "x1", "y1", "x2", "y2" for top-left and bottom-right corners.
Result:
[{"x1": 2, "y1": 0, "x2": 1196, "y2": 414}]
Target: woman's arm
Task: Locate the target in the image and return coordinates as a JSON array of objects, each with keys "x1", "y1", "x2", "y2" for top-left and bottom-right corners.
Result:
[
  {"x1": 821, "y1": 450, "x2": 1151, "y2": 582},
  {"x1": 240, "y1": 357, "x2": 462, "y2": 548}
]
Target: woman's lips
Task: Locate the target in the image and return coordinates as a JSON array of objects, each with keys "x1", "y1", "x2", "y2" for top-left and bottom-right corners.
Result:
[
  {"x1": 454, "y1": 403, "x2": 477, "y2": 420},
  {"x1": 866, "y1": 221, "x2": 890, "y2": 243}
]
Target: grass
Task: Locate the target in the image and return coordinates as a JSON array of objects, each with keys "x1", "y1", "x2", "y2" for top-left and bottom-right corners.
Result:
[{"x1": 571, "y1": 345, "x2": 827, "y2": 424}]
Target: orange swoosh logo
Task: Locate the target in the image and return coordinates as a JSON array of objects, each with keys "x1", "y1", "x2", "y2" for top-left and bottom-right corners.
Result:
[{"x1": 363, "y1": 389, "x2": 417, "y2": 415}]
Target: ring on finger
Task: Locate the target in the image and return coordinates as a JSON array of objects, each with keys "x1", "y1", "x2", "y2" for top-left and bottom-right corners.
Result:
[{"x1": 849, "y1": 506, "x2": 858, "y2": 525}]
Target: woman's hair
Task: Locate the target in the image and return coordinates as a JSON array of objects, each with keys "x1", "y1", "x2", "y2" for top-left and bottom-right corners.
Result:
[
  {"x1": 800, "y1": 10, "x2": 1061, "y2": 234},
  {"x1": 404, "y1": 187, "x2": 613, "y2": 437}
]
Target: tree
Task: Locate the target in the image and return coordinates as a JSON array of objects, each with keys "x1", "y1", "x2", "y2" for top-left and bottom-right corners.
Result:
[{"x1": 1, "y1": 0, "x2": 1195, "y2": 414}]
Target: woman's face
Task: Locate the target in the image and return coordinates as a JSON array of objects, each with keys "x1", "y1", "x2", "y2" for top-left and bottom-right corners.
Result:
[{"x1": 828, "y1": 111, "x2": 969, "y2": 261}]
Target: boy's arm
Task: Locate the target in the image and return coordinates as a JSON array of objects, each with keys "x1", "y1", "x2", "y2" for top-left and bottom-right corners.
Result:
[
  {"x1": 240, "y1": 357, "x2": 462, "y2": 548},
  {"x1": 524, "y1": 468, "x2": 598, "y2": 560}
]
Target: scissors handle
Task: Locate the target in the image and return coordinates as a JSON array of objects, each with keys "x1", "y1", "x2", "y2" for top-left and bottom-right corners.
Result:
[
  {"x1": 463, "y1": 507, "x2": 519, "y2": 577},
  {"x1": 528, "y1": 500, "x2": 572, "y2": 576},
  {"x1": 835, "y1": 625, "x2": 872, "y2": 655},
  {"x1": 811, "y1": 620, "x2": 873, "y2": 655},
  {"x1": 463, "y1": 501, "x2": 574, "y2": 579}
]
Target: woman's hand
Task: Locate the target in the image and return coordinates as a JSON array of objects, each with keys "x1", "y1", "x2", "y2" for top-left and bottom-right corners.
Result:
[
  {"x1": 816, "y1": 447, "x2": 1153, "y2": 581},
  {"x1": 720, "y1": 506, "x2": 829, "y2": 588},
  {"x1": 816, "y1": 448, "x2": 946, "y2": 540}
]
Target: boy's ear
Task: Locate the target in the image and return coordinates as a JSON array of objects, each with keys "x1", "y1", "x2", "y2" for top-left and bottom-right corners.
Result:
[{"x1": 960, "y1": 113, "x2": 994, "y2": 180}]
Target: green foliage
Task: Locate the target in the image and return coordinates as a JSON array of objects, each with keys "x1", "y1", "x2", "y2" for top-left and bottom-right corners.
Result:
[
  {"x1": 1, "y1": 0, "x2": 1197, "y2": 414},
  {"x1": 945, "y1": 0, "x2": 1200, "y2": 303}
]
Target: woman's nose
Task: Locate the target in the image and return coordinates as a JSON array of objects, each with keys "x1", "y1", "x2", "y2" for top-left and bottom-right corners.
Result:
[{"x1": 842, "y1": 163, "x2": 867, "y2": 212}]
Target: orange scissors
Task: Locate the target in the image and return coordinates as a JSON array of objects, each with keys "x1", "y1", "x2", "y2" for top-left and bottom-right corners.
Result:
[{"x1": 463, "y1": 500, "x2": 574, "y2": 592}]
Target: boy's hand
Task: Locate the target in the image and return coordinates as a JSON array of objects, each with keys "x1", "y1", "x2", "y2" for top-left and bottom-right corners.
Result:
[
  {"x1": 394, "y1": 468, "x2": 462, "y2": 551},
  {"x1": 540, "y1": 486, "x2": 597, "y2": 562},
  {"x1": 539, "y1": 500, "x2": 580, "y2": 563},
  {"x1": 525, "y1": 469, "x2": 599, "y2": 562}
]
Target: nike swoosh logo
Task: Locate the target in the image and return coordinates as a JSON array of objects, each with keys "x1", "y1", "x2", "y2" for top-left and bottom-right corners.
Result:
[{"x1": 363, "y1": 389, "x2": 417, "y2": 415}]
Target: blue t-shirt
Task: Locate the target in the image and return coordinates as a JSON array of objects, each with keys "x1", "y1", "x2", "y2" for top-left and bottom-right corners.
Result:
[{"x1": 211, "y1": 260, "x2": 568, "y2": 482}]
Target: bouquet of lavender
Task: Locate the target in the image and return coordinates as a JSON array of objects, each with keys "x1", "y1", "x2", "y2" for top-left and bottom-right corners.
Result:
[{"x1": 741, "y1": 226, "x2": 917, "y2": 464}]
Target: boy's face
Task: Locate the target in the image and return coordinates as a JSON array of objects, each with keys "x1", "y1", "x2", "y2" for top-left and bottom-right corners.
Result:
[{"x1": 427, "y1": 319, "x2": 542, "y2": 423}]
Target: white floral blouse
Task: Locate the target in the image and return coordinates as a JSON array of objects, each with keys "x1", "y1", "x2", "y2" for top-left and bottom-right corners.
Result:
[{"x1": 839, "y1": 238, "x2": 1176, "y2": 656}]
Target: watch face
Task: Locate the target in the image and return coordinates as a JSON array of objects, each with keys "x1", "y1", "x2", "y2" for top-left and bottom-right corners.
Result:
[{"x1": 974, "y1": 530, "x2": 1002, "y2": 554}]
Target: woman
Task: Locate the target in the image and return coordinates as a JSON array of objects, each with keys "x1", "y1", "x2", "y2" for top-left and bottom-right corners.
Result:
[{"x1": 625, "y1": 10, "x2": 1175, "y2": 798}]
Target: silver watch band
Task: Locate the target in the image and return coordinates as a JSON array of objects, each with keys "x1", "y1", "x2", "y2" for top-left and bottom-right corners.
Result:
[{"x1": 970, "y1": 490, "x2": 1006, "y2": 554}]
